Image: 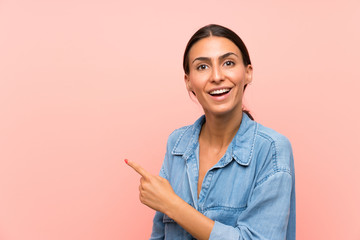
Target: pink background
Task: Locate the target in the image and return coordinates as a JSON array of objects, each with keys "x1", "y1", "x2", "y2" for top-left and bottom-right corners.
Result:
[{"x1": 1, "y1": 0, "x2": 359, "y2": 239}]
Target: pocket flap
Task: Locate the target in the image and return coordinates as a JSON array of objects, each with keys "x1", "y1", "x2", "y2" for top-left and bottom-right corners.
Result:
[{"x1": 162, "y1": 214, "x2": 175, "y2": 223}]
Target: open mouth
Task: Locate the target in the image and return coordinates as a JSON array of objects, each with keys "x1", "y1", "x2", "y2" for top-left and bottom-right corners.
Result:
[{"x1": 209, "y1": 88, "x2": 231, "y2": 97}]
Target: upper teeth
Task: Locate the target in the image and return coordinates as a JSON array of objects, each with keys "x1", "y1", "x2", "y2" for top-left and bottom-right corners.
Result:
[{"x1": 210, "y1": 88, "x2": 230, "y2": 95}]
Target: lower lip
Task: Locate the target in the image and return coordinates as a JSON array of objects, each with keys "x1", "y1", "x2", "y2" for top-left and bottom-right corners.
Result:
[{"x1": 209, "y1": 89, "x2": 231, "y2": 101}]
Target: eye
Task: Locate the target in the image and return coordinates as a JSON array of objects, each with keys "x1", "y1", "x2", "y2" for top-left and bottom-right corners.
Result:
[
  {"x1": 196, "y1": 64, "x2": 209, "y2": 71},
  {"x1": 224, "y1": 60, "x2": 235, "y2": 67}
]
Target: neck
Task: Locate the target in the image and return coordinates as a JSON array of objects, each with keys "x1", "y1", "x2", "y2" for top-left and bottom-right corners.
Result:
[{"x1": 200, "y1": 110, "x2": 243, "y2": 150}]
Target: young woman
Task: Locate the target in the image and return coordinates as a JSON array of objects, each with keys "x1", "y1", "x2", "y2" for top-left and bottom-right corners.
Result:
[{"x1": 126, "y1": 24, "x2": 296, "y2": 240}]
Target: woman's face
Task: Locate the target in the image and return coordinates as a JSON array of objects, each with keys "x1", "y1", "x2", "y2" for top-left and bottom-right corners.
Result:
[{"x1": 185, "y1": 36, "x2": 253, "y2": 117}]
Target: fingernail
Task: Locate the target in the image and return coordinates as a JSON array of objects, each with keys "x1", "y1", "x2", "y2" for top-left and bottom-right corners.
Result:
[{"x1": 124, "y1": 159, "x2": 128, "y2": 164}]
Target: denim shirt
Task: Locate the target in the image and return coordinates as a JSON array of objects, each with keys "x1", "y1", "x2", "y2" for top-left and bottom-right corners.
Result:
[{"x1": 150, "y1": 113, "x2": 296, "y2": 240}]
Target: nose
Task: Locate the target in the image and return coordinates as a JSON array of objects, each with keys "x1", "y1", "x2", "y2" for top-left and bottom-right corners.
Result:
[{"x1": 211, "y1": 64, "x2": 224, "y2": 83}]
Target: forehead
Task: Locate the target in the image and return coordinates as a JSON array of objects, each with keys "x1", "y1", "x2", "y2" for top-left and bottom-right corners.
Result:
[{"x1": 188, "y1": 36, "x2": 241, "y2": 60}]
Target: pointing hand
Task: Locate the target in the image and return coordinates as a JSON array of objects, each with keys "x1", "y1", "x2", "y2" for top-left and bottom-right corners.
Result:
[{"x1": 125, "y1": 159, "x2": 178, "y2": 213}]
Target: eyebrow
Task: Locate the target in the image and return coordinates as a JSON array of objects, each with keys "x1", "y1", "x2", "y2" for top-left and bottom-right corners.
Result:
[{"x1": 192, "y1": 52, "x2": 238, "y2": 64}]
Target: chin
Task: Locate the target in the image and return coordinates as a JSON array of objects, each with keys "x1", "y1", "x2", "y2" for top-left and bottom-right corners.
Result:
[{"x1": 205, "y1": 105, "x2": 243, "y2": 117}]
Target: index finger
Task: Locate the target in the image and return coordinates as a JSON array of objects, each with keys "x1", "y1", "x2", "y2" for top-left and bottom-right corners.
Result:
[{"x1": 125, "y1": 159, "x2": 151, "y2": 179}]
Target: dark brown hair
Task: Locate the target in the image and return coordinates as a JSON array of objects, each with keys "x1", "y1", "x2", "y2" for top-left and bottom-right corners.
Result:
[{"x1": 183, "y1": 24, "x2": 254, "y2": 120}]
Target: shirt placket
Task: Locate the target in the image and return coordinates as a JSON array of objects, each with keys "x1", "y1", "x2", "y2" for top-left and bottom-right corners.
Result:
[
  {"x1": 197, "y1": 170, "x2": 214, "y2": 212},
  {"x1": 185, "y1": 151, "x2": 200, "y2": 211},
  {"x1": 197, "y1": 150, "x2": 230, "y2": 212}
]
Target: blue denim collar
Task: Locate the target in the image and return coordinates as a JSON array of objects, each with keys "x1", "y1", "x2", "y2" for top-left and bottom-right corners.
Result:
[{"x1": 171, "y1": 112, "x2": 258, "y2": 167}]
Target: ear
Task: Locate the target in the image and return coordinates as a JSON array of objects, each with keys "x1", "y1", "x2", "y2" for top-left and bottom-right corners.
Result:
[
  {"x1": 184, "y1": 74, "x2": 196, "y2": 96},
  {"x1": 184, "y1": 74, "x2": 191, "y2": 92},
  {"x1": 244, "y1": 64, "x2": 253, "y2": 85}
]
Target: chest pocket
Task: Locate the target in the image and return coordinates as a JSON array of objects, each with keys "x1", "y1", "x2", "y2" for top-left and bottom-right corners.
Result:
[
  {"x1": 199, "y1": 163, "x2": 251, "y2": 226},
  {"x1": 162, "y1": 214, "x2": 194, "y2": 239}
]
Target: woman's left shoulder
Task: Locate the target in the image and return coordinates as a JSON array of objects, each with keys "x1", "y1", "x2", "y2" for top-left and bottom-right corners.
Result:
[
  {"x1": 254, "y1": 122, "x2": 294, "y2": 170},
  {"x1": 255, "y1": 123, "x2": 292, "y2": 150}
]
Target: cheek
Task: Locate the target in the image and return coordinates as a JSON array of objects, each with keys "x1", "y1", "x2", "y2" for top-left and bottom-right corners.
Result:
[
  {"x1": 229, "y1": 70, "x2": 246, "y2": 84},
  {"x1": 189, "y1": 74, "x2": 209, "y2": 90}
]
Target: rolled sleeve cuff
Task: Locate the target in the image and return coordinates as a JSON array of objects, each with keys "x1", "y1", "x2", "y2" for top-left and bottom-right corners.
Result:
[{"x1": 209, "y1": 221, "x2": 240, "y2": 240}]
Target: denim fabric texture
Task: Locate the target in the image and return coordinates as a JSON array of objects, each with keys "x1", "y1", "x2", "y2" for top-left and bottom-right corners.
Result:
[{"x1": 150, "y1": 113, "x2": 296, "y2": 240}]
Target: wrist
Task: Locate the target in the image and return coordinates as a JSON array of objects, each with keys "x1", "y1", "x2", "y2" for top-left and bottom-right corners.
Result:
[{"x1": 164, "y1": 194, "x2": 185, "y2": 220}]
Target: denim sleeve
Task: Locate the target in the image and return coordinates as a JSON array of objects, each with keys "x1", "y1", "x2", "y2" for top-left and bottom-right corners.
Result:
[
  {"x1": 149, "y1": 163, "x2": 168, "y2": 240},
  {"x1": 149, "y1": 211, "x2": 165, "y2": 240},
  {"x1": 149, "y1": 138, "x2": 172, "y2": 240},
  {"x1": 209, "y1": 138, "x2": 295, "y2": 240}
]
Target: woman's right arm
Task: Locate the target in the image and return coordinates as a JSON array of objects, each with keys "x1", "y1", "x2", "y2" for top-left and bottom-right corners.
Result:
[{"x1": 127, "y1": 159, "x2": 215, "y2": 240}]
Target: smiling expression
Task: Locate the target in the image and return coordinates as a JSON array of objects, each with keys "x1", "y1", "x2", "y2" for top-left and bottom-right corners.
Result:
[{"x1": 185, "y1": 36, "x2": 253, "y2": 117}]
